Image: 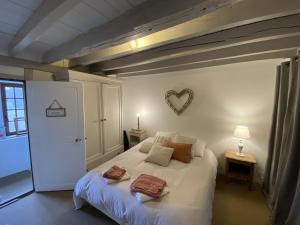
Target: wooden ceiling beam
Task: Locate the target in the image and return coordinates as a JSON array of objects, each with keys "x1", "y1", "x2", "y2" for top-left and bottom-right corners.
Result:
[
  {"x1": 43, "y1": 0, "x2": 239, "y2": 63},
  {"x1": 0, "y1": 55, "x2": 64, "y2": 73},
  {"x1": 113, "y1": 49, "x2": 293, "y2": 77},
  {"x1": 69, "y1": 0, "x2": 300, "y2": 67},
  {"x1": 93, "y1": 14, "x2": 300, "y2": 72},
  {"x1": 102, "y1": 35, "x2": 300, "y2": 75},
  {"x1": 8, "y1": 0, "x2": 81, "y2": 56}
]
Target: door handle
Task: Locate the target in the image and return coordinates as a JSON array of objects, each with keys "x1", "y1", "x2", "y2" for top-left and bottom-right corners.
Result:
[
  {"x1": 75, "y1": 138, "x2": 82, "y2": 142},
  {"x1": 100, "y1": 118, "x2": 107, "y2": 122}
]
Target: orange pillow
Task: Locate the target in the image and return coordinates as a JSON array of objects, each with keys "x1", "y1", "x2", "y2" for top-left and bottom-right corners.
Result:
[{"x1": 163, "y1": 140, "x2": 192, "y2": 163}]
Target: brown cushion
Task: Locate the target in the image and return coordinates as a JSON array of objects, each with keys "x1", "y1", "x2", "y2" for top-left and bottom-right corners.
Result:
[{"x1": 163, "y1": 140, "x2": 192, "y2": 163}]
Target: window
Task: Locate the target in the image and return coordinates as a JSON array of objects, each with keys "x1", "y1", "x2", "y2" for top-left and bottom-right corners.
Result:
[{"x1": 1, "y1": 82, "x2": 27, "y2": 136}]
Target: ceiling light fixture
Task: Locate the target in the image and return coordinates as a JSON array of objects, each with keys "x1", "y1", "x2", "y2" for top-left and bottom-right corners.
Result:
[
  {"x1": 130, "y1": 40, "x2": 137, "y2": 49},
  {"x1": 130, "y1": 39, "x2": 142, "y2": 49}
]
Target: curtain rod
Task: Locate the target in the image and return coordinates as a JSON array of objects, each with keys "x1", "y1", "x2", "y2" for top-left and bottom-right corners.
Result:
[{"x1": 283, "y1": 56, "x2": 299, "y2": 64}]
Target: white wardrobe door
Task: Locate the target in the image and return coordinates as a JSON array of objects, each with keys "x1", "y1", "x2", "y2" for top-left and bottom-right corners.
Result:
[
  {"x1": 102, "y1": 84, "x2": 121, "y2": 153},
  {"x1": 83, "y1": 81, "x2": 102, "y2": 161}
]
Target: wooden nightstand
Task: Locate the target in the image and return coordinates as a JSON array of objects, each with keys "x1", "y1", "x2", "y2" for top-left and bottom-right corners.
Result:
[
  {"x1": 225, "y1": 150, "x2": 256, "y2": 190},
  {"x1": 128, "y1": 129, "x2": 147, "y2": 147}
]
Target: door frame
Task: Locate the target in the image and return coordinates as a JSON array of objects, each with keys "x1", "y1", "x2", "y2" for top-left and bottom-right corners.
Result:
[
  {"x1": 24, "y1": 80, "x2": 36, "y2": 192},
  {"x1": 0, "y1": 78, "x2": 35, "y2": 207}
]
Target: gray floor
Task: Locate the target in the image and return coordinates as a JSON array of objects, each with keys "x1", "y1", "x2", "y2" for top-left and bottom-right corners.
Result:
[
  {"x1": 0, "y1": 176, "x2": 269, "y2": 225},
  {"x1": 0, "y1": 171, "x2": 33, "y2": 204},
  {"x1": 0, "y1": 191, "x2": 117, "y2": 225}
]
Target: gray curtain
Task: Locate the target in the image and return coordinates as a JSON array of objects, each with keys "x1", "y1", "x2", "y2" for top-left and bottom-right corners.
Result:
[{"x1": 263, "y1": 58, "x2": 300, "y2": 225}]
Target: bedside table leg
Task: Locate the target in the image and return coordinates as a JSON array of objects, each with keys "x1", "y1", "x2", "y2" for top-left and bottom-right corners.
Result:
[
  {"x1": 248, "y1": 165, "x2": 254, "y2": 191},
  {"x1": 225, "y1": 161, "x2": 229, "y2": 183}
]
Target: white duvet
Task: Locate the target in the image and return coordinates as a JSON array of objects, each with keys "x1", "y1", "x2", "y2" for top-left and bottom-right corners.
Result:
[{"x1": 73, "y1": 138, "x2": 218, "y2": 225}]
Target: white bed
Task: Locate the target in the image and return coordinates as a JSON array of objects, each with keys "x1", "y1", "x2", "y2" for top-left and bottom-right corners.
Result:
[{"x1": 73, "y1": 138, "x2": 218, "y2": 225}]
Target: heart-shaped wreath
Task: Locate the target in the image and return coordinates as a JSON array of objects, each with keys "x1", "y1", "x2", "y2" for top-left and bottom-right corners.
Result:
[{"x1": 165, "y1": 88, "x2": 194, "y2": 115}]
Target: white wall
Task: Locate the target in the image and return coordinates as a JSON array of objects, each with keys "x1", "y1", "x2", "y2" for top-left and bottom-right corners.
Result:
[
  {"x1": 0, "y1": 135, "x2": 31, "y2": 178},
  {"x1": 24, "y1": 69, "x2": 53, "y2": 80},
  {"x1": 122, "y1": 59, "x2": 282, "y2": 183}
]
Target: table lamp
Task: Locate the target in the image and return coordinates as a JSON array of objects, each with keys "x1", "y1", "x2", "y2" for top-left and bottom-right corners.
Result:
[
  {"x1": 233, "y1": 125, "x2": 250, "y2": 156},
  {"x1": 136, "y1": 113, "x2": 140, "y2": 130}
]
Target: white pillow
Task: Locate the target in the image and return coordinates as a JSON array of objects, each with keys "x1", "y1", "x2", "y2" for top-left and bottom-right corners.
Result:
[
  {"x1": 194, "y1": 139, "x2": 207, "y2": 157},
  {"x1": 139, "y1": 141, "x2": 153, "y2": 153},
  {"x1": 155, "y1": 131, "x2": 177, "y2": 137},
  {"x1": 154, "y1": 131, "x2": 177, "y2": 144},
  {"x1": 145, "y1": 144, "x2": 174, "y2": 167},
  {"x1": 173, "y1": 134, "x2": 206, "y2": 157}
]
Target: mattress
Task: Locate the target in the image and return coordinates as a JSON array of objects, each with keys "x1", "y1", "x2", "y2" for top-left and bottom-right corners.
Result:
[{"x1": 73, "y1": 138, "x2": 218, "y2": 225}]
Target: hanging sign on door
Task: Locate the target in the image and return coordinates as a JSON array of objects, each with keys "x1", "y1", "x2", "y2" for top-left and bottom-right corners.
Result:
[{"x1": 46, "y1": 99, "x2": 66, "y2": 117}]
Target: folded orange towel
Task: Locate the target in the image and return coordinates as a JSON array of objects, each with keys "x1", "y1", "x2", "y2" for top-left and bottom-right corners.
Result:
[
  {"x1": 103, "y1": 165, "x2": 126, "y2": 180},
  {"x1": 130, "y1": 174, "x2": 166, "y2": 198}
]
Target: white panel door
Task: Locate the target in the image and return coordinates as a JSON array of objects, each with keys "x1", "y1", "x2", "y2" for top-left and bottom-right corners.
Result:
[
  {"x1": 102, "y1": 84, "x2": 121, "y2": 153},
  {"x1": 26, "y1": 81, "x2": 86, "y2": 191},
  {"x1": 83, "y1": 81, "x2": 102, "y2": 162}
]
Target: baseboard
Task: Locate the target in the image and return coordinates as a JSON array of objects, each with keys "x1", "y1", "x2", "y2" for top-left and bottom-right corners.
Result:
[
  {"x1": 35, "y1": 183, "x2": 75, "y2": 192},
  {"x1": 86, "y1": 153, "x2": 103, "y2": 165},
  {"x1": 86, "y1": 145, "x2": 123, "y2": 170}
]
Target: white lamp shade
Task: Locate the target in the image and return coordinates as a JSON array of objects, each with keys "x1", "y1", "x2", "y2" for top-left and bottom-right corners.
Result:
[{"x1": 233, "y1": 125, "x2": 250, "y2": 139}]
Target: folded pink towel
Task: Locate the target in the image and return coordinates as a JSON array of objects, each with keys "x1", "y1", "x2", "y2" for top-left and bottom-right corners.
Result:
[
  {"x1": 130, "y1": 174, "x2": 166, "y2": 198},
  {"x1": 103, "y1": 165, "x2": 126, "y2": 180}
]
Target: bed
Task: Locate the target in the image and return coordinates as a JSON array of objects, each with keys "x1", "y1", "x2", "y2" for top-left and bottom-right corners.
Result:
[{"x1": 73, "y1": 137, "x2": 218, "y2": 225}]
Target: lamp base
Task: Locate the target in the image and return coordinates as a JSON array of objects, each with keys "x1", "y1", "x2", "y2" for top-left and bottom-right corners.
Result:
[
  {"x1": 237, "y1": 139, "x2": 244, "y2": 156},
  {"x1": 236, "y1": 152, "x2": 245, "y2": 157}
]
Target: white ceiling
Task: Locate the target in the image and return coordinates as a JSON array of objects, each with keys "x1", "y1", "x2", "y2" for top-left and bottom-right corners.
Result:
[
  {"x1": 1, "y1": 0, "x2": 299, "y2": 74},
  {"x1": 0, "y1": 0, "x2": 146, "y2": 61},
  {"x1": 0, "y1": 0, "x2": 43, "y2": 55}
]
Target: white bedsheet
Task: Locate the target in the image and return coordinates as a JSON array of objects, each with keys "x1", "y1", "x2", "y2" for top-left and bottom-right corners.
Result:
[{"x1": 73, "y1": 138, "x2": 218, "y2": 225}]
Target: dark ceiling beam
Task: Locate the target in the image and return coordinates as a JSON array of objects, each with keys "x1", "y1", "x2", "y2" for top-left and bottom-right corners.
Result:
[
  {"x1": 43, "y1": 0, "x2": 240, "y2": 63},
  {"x1": 102, "y1": 35, "x2": 300, "y2": 75},
  {"x1": 111, "y1": 49, "x2": 295, "y2": 77},
  {"x1": 69, "y1": 0, "x2": 300, "y2": 67},
  {"x1": 8, "y1": 0, "x2": 81, "y2": 56},
  {"x1": 0, "y1": 55, "x2": 64, "y2": 73},
  {"x1": 92, "y1": 14, "x2": 300, "y2": 72}
]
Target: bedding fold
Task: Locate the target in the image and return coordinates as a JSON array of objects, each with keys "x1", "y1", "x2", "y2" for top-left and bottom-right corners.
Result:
[{"x1": 130, "y1": 174, "x2": 166, "y2": 198}]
